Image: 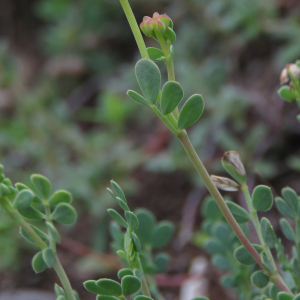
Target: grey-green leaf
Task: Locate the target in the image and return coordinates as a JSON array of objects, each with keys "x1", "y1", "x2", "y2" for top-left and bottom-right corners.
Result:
[
  {"x1": 226, "y1": 201, "x2": 250, "y2": 224},
  {"x1": 275, "y1": 197, "x2": 295, "y2": 219},
  {"x1": 42, "y1": 248, "x2": 55, "y2": 267},
  {"x1": 30, "y1": 174, "x2": 52, "y2": 199},
  {"x1": 95, "y1": 279, "x2": 122, "y2": 296},
  {"x1": 96, "y1": 296, "x2": 120, "y2": 300},
  {"x1": 117, "y1": 268, "x2": 134, "y2": 279},
  {"x1": 178, "y1": 94, "x2": 204, "y2": 129},
  {"x1": 121, "y1": 275, "x2": 141, "y2": 296},
  {"x1": 110, "y1": 180, "x2": 127, "y2": 203},
  {"x1": 52, "y1": 203, "x2": 77, "y2": 225},
  {"x1": 151, "y1": 221, "x2": 174, "y2": 249},
  {"x1": 154, "y1": 252, "x2": 170, "y2": 273},
  {"x1": 31, "y1": 251, "x2": 47, "y2": 273},
  {"x1": 279, "y1": 218, "x2": 295, "y2": 241},
  {"x1": 234, "y1": 244, "x2": 262, "y2": 265},
  {"x1": 84, "y1": 280, "x2": 106, "y2": 294},
  {"x1": 165, "y1": 27, "x2": 176, "y2": 43},
  {"x1": 251, "y1": 270, "x2": 269, "y2": 288},
  {"x1": 46, "y1": 221, "x2": 61, "y2": 243},
  {"x1": 131, "y1": 232, "x2": 141, "y2": 252},
  {"x1": 252, "y1": 185, "x2": 273, "y2": 212},
  {"x1": 125, "y1": 211, "x2": 139, "y2": 230},
  {"x1": 212, "y1": 254, "x2": 231, "y2": 270},
  {"x1": 115, "y1": 197, "x2": 130, "y2": 211},
  {"x1": 127, "y1": 90, "x2": 149, "y2": 106},
  {"x1": 14, "y1": 190, "x2": 34, "y2": 210},
  {"x1": 282, "y1": 187, "x2": 298, "y2": 211},
  {"x1": 278, "y1": 86, "x2": 298, "y2": 102},
  {"x1": 107, "y1": 209, "x2": 128, "y2": 229},
  {"x1": 20, "y1": 225, "x2": 48, "y2": 244},
  {"x1": 147, "y1": 47, "x2": 165, "y2": 62},
  {"x1": 261, "y1": 217, "x2": 276, "y2": 248},
  {"x1": 277, "y1": 292, "x2": 293, "y2": 300},
  {"x1": 135, "y1": 59, "x2": 161, "y2": 104},
  {"x1": 49, "y1": 190, "x2": 72, "y2": 206},
  {"x1": 161, "y1": 81, "x2": 184, "y2": 115},
  {"x1": 134, "y1": 296, "x2": 153, "y2": 300}
]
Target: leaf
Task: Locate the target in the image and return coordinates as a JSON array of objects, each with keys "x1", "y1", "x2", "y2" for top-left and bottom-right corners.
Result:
[
  {"x1": 261, "y1": 217, "x2": 276, "y2": 248},
  {"x1": 278, "y1": 86, "x2": 298, "y2": 102},
  {"x1": 202, "y1": 196, "x2": 223, "y2": 220},
  {"x1": 135, "y1": 59, "x2": 161, "y2": 104},
  {"x1": 147, "y1": 47, "x2": 165, "y2": 62},
  {"x1": 18, "y1": 206, "x2": 44, "y2": 220},
  {"x1": 134, "y1": 296, "x2": 154, "y2": 300},
  {"x1": 14, "y1": 190, "x2": 34, "y2": 210},
  {"x1": 154, "y1": 252, "x2": 170, "y2": 273},
  {"x1": 131, "y1": 232, "x2": 141, "y2": 252},
  {"x1": 121, "y1": 275, "x2": 141, "y2": 296},
  {"x1": 42, "y1": 248, "x2": 55, "y2": 267},
  {"x1": 226, "y1": 201, "x2": 250, "y2": 224},
  {"x1": 251, "y1": 270, "x2": 269, "y2": 288},
  {"x1": 204, "y1": 237, "x2": 227, "y2": 254},
  {"x1": 49, "y1": 190, "x2": 72, "y2": 206},
  {"x1": 279, "y1": 218, "x2": 295, "y2": 241},
  {"x1": 234, "y1": 244, "x2": 262, "y2": 265},
  {"x1": 15, "y1": 183, "x2": 30, "y2": 191},
  {"x1": 220, "y1": 275, "x2": 235, "y2": 288},
  {"x1": 269, "y1": 284, "x2": 280, "y2": 300},
  {"x1": 165, "y1": 27, "x2": 176, "y2": 43},
  {"x1": 191, "y1": 297, "x2": 209, "y2": 300},
  {"x1": 133, "y1": 269, "x2": 142, "y2": 282},
  {"x1": 46, "y1": 222, "x2": 61, "y2": 243},
  {"x1": 107, "y1": 209, "x2": 128, "y2": 228},
  {"x1": 20, "y1": 225, "x2": 48, "y2": 244},
  {"x1": 52, "y1": 203, "x2": 77, "y2": 225},
  {"x1": 178, "y1": 94, "x2": 204, "y2": 129},
  {"x1": 115, "y1": 197, "x2": 130, "y2": 211},
  {"x1": 84, "y1": 280, "x2": 106, "y2": 294},
  {"x1": 57, "y1": 296, "x2": 66, "y2": 300},
  {"x1": 110, "y1": 180, "x2": 127, "y2": 203},
  {"x1": 95, "y1": 279, "x2": 122, "y2": 296},
  {"x1": 277, "y1": 292, "x2": 293, "y2": 300},
  {"x1": 281, "y1": 187, "x2": 298, "y2": 211},
  {"x1": 151, "y1": 221, "x2": 174, "y2": 249},
  {"x1": 54, "y1": 284, "x2": 66, "y2": 297},
  {"x1": 31, "y1": 251, "x2": 47, "y2": 273},
  {"x1": 30, "y1": 174, "x2": 52, "y2": 199},
  {"x1": 212, "y1": 254, "x2": 231, "y2": 270},
  {"x1": 275, "y1": 197, "x2": 295, "y2": 219},
  {"x1": 125, "y1": 211, "x2": 139, "y2": 230},
  {"x1": 127, "y1": 90, "x2": 149, "y2": 106},
  {"x1": 96, "y1": 296, "x2": 120, "y2": 300},
  {"x1": 116, "y1": 250, "x2": 127, "y2": 260},
  {"x1": 134, "y1": 208, "x2": 156, "y2": 246},
  {"x1": 252, "y1": 185, "x2": 273, "y2": 212},
  {"x1": 161, "y1": 81, "x2": 184, "y2": 115},
  {"x1": 117, "y1": 268, "x2": 134, "y2": 279}
]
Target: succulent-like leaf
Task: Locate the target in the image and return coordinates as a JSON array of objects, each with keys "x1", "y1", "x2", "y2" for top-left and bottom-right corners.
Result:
[
  {"x1": 252, "y1": 185, "x2": 273, "y2": 212},
  {"x1": 125, "y1": 211, "x2": 139, "y2": 230},
  {"x1": 31, "y1": 251, "x2": 47, "y2": 273},
  {"x1": 30, "y1": 174, "x2": 52, "y2": 199},
  {"x1": 52, "y1": 203, "x2": 77, "y2": 225},
  {"x1": 117, "y1": 268, "x2": 134, "y2": 279},
  {"x1": 115, "y1": 197, "x2": 130, "y2": 212},
  {"x1": 151, "y1": 221, "x2": 174, "y2": 249},
  {"x1": 14, "y1": 190, "x2": 34, "y2": 210},
  {"x1": 226, "y1": 201, "x2": 250, "y2": 224},
  {"x1": 277, "y1": 292, "x2": 293, "y2": 300},
  {"x1": 84, "y1": 280, "x2": 106, "y2": 294},
  {"x1": 261, "y1": 217, "x2": 276, "y2": 248},
  {"x1": 234, "y1": 244, "x2": 262, "y2": 265},
  {"x1": 279, "y1": 218, "x2": 295, "y2": 241},
  {"x1": 107, "y1": 209, "x2": 128, "y2": 228},
  {"x1": 281, "y1": 187, "x2": 298, "y2": 211},
  {"x1": 49, "y1": 190, "x2": 72, "y2": 206},
  {"x1": 275, "y1": 197, "x2": 296, "y2": 219},
  {"x1": 110, "y1": 181, "x2": 127, "y2": 203},
  {"x1": 161, "y1": 81, "x2": 183, "y2": 115},
  {"x1": 42, "y1": 248, "x2": 55, "y2": 267},
  {"x1": 278, "y1": 86, "x2": 298, "y2": 102},
  {"x1": 178, "y1": 94, "x2": 204, "y2": 129},
  {"x1": 135, "y1": 59, "x2": 161, "y2": 104},
  {"x1": 127, "y1": 90, "x2": 149, "y2": 106},
  {"x1": 251, "y1": 270, "x2": 269, "y2": 288},
  {"x1": 165, "y1": 27, "x2": 176, "y2": 43},
  {"x1": 121, "y1": 275, "x2": 141, "y2": 296},
  {"x1": 147, "y1": 47, "x2": 165, "y2": 62},
  {"x1": 95, "y1": 279, "x2": 122, "y2": 296}
]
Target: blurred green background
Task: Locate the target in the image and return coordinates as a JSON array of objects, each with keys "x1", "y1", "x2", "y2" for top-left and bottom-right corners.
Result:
[{"x1": 0, "y1": 0, "x2": 299, "y2": 299}]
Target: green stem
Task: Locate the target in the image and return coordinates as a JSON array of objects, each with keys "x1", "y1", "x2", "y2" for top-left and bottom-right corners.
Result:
[
  {"x1": 44, "y1": 201, "x2": 56, "y2": 252},
  {"x1": 177, "y1": 130, "x2": 292, "y2": 294},
  {"x1": 136, "y1": 254, "x2": 151, "y2": 297},
  {"x1": 0, "y1": 198, "x2": 76, "y2": 300},
  {"x1": 119, "y1": 0, "x2": 149, "y2": 59}
]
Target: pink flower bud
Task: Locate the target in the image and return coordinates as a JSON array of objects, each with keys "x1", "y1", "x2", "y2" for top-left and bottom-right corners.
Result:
[
  {"x1": 153, "y1": 12, "x2": 160, "y2": 19},
  {"x1": 143, "y1": 16, "x2": 152, "y2": 22},
  {"x1": 154, "y1": 20, "x2": 166, "y2": 35},
  {"x1": 158, "y1": 14, "x2": 170, "y2": 28},
  {"x1": 140, "y1": 20, "x2": 154, "y2": 37}
]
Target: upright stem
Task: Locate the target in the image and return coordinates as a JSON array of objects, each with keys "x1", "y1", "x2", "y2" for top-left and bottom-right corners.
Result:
[
  {"x1": 136, "y1": 255, "x2": 151, "y2": 297},
  {"x1": 119, "y1": 0, "x2": 149, "y2": 59},
  {"x1": 177, "y1": 130, "x2": 292, "y2": 294},
  {"x1": 296, "y1": 218, "x2": 300, "y2": 290}
]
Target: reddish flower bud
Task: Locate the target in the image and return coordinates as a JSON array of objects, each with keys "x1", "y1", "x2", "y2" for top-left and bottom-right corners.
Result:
[
  {"x1": 153, "y1": 12, "x2": 160, "y2": 19},
  {"x1": 154, "y1": 20, "x2": 166, "y2": 35},
  {"x1": 140, "y1": 20, "x2": 154, "y2": 37},
  {"x1": 158, "y1": 14, "x2": 171, "y2": 28}
]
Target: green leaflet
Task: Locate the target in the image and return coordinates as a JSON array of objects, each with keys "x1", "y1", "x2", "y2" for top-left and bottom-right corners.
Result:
[
  {"x1": 125, "y1": 211, "x2": 139, "y2": 230},
  {"x1": 275, "y1": 197, "x2": 296, "y2": 219},
  {"x1": 151, "y1": 221, "x2": 174, "y2": 249},
  {"x1": 52, "y1": 203, "x2": 77, "y2": 225},
  {"x1": 49, "y1": 190, "x2": 72, "y2": 206},
  {"x1": 30, "y1": 174, "x2": 52, "y2": 199},
  {"x1": 117, "y1": 268, "x2": 134, "y2": 279},
  {"x1": 260, "y1": 217, "x2": 276, "y2": 248},
  {"x1": 161, "y1": 81, "x2": 184, "y2": 115},
  {"x1": 252, "y1": 185, "x2": 273, "y2": 212},
  {"x1": 135, "y1": 59, "x2": 161, "y2": 105},
  {"x1": 279, "y1": 218, "x2": 295, "y2": 241},
  {"x1": 42, "y1": 248, "x2": 55, "y2": 267},
  {"x1": 178, "y1": 94, "x2": 204, "y2": 129},
  {"x1": 234, "y1": 244, "x2": 262, "y2": 265},
  {"x1": 251, "y1": 270, "x2": 269, "y2": 288},
  {"x1": 127, "y1": 90, "x2": 149, "y2": 106},
  {"x1": 121, "y1": 275, "x2": 141, "y2": 296},
  {"x1": 147, "y1": 47, "x2": 165, "y2": 62},
  {"x1": 226, "y1": 201, "x2": 250, "y2": 224},
  {"x1": 107, "y1": 209, "x2": 128, "y2": 229},
  {"x1": 31, "y1": 251, "x2": 47, "y2": 273},
  {"x1": 95, "y1": 279, "x2": 122, "y2": 296},
  {"x1": 278, "y1": 86, "x2": 298, "y2": 102}
]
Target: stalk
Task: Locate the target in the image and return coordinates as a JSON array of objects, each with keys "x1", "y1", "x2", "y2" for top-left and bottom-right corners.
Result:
[
  {"x1": 296, "y1": 218, "x2": 300, "y2": 290},
  {"x1": 119, "y1": 0, "x2": 149, "y2": 59}
]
